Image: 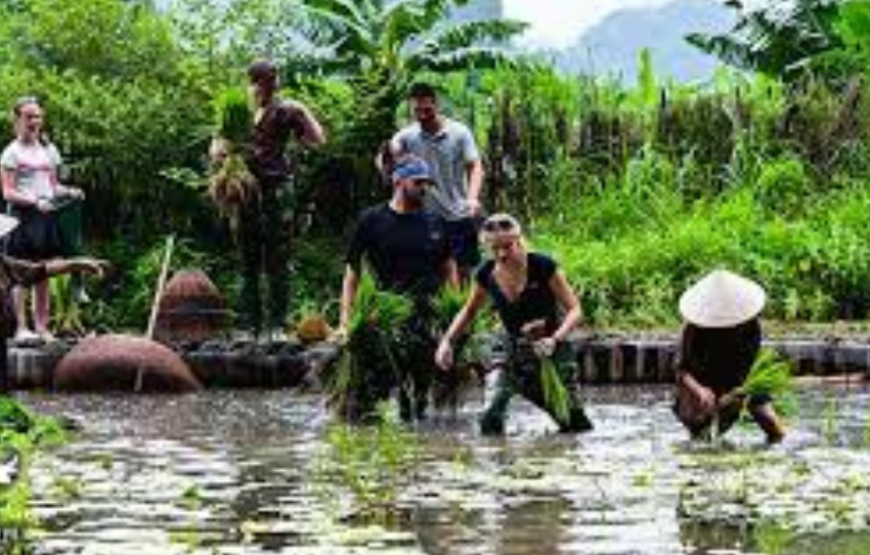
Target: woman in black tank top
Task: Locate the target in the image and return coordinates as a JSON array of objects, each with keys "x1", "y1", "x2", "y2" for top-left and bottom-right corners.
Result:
[{"x1": 435, "y1": 213, "x2": 593, "y2": 435}]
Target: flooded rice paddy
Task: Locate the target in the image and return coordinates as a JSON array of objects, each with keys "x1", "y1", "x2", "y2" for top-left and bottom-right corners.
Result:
[{"x1": 13, "y1": 384, "x2": 870, "y2": 555}]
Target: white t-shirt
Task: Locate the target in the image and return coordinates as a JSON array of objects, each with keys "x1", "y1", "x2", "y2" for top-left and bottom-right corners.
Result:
[
  {"x1": 391, "y1": 118, "x2": 480, "y2": 221},
  {"x1": 0, "y1": 139, "x2": 61, "y2": 201}
]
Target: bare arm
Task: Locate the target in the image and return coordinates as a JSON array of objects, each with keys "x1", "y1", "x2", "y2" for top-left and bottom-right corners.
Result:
[
  {"x1": 338, "y1": 264, "x2": 360, "y2": 331},
  {"x1": 442, "y1": 257, "x2": 460, "y2": 289},
  {"x1": 1, "y1": 168, "x2": 38, "y2": 208},
  {"x1": 46, "y1": 257, "x2": 107, "y2": 279},
  {"x1": 289, "y1": 100, "x2": 326, "y2": 147},
  {"x1": 466, "y1": 158, "x2": 484, "y2": 215},
  {"x1": 389, "y1": 133, "x2": 404, "y2": 157},
  {"x1": 548, "y1": 269, "x2": 582, "y2": 342}
]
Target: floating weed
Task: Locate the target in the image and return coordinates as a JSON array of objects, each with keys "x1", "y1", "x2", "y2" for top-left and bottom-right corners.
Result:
[
  {"x1": 51, "y1": 476, "x2": 82, "y2": 500},
  {"x1": 179, "y1": 484, "x2": 202, "y2": 510},
  {"x1": 0, "y1": 478, "x2": 35, "y2": 529},
  {"x1": 1, "y1": 398, "x2": 70, "y2": 535},
  {"x1": 318, "y1": 404, "x2": 420, "y2": 521},
  {"x1": 632, "y1": 469, "x2": 654, "y2": 488},
  {"x1": 168, "y1": 529, "x2": 203, "y2": 552},
  {"x1": 752, "y1": 520, "x2": 793, "y2": 555}
]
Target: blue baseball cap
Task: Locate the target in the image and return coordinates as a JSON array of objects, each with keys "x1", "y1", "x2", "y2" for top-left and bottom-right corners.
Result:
[{"x1": 392, "y1": 156, "x2": 434, "y2": 185}]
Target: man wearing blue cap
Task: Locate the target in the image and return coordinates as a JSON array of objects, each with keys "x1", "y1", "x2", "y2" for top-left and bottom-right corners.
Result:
[{"x1": 337, "y1": 156, "x2": 458, "y2": 421}]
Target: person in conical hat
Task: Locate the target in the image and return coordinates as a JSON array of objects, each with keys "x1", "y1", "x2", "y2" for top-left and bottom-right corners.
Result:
[
  {"x1": 0, "y1": 213, "x2": 108, "y2": 392},
  {"x1": 673, "y1": 269, "x2": 785, "y2": 443}
]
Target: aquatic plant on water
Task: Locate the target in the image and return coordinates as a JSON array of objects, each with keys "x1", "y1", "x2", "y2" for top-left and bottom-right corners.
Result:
[
  {"x1": 318, "y1": 404, "x2": 420, "y2": 522},
  {"x1": 1, "y1": 397, "x2": 68, "y2": 531}
]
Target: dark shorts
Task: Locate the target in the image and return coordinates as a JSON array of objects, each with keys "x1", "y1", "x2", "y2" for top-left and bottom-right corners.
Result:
[
  {"x1": 445, "y1": 217, "x2": 480, "y2": 271},
  {"x1": 4, "y1": 207, "x2": 62, "y2": 261}
]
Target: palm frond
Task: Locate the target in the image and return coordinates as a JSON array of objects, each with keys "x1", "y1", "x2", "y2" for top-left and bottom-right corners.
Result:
[
  {"x1": 409, "y1": 46, "x2": 519, "y2": 73},
  {"x1": 297, "y1": 1, "x2": 378, "y2": 59},
  {"x1": 421, "y1": 19, "x2": 527, "y2": 54},
  {"x1": 418, "y1": 0, "x2": 466, "y2": 31},
  {"x1": 379, "y1": 1, "x2": 429, "y2": 58},
  {"x1": 297, "y1": 0, "x2": 367, "y2": 29},
  {"x1": 686, "y1": 33, "x2": 757, "y2": 71}
]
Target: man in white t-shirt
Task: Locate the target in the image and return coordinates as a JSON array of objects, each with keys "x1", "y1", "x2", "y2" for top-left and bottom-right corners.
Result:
[{"x1": 391, "y1": 83, "x2": 485, "y2": 280}]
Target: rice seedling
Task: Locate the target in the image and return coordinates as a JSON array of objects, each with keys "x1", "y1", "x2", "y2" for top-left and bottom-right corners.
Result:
[
  {"x1": 431, "y1": 285, "x2": 469, "y2": 334},
  {"x1": 208, "y1": 88, "x2": 258, "y2": 226},
  {"x1": 752, "y1": 520, "x2": 793, "y2": 555},
  {"x1": 319, "y1": 404, "x2": 420, "y2": 522},
  {"x1": 540, "y1": 356, "x2": 571, "y2": 425},
  {"x1": 327, "y1": 273, "x2": 414, "y2": 419},
  {"x1": 739, "y1": 348, "x2": 795, "y2": 399}
]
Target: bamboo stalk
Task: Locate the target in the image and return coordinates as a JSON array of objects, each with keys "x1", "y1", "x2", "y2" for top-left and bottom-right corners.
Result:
[{"x1": 136, "y1": 235, "x2": 175, "y2": 392}]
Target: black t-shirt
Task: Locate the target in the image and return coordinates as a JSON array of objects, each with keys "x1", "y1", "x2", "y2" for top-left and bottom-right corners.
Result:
[
  {"x1": 475, "y1": 252, "x2": 559, "y2": 337},
  {"x1": 247, "y1": 99, "x2": 306, "y2": 182},
  {"x1": 676, "y1": 319, "x2": 762, "y2": 395},
  {"x1": 346, "y1": 204, "x2": 451, "y2": 296}
]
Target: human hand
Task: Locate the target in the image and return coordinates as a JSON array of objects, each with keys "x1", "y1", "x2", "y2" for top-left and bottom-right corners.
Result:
[
  {"x1": 534, "y1": 336, "x2": 557, "y2": 358},
  {"x1": 330, "y1": 326, "x2": 348, "y2": 345},
  {"x1": 696, "y1": 385, "x2": 717, "y2": 414},
  {"x1": 435, "y1": 340, "x2": 454, "y2": 370},
  {"x1": 466, "y1": 198, "x2": 482, "y2": 217},
  {"x1": 75, "y1": 257, "x2": 110, "y2": 279},
  {"x1": 66, "y1": 187, "x2": 85, "y2": 200},
  {"x1": 35, "y1": 198, "x2": 53, "y2": 213}
]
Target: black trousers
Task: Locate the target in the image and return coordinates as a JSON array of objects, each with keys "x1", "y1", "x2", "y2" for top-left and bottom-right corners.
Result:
[
  {"x1": 236, "y1": 180, "x2": 294, "y2": 335},
  {"x1": 480, "y1": 338, "x2": 592, "y2": 435}
]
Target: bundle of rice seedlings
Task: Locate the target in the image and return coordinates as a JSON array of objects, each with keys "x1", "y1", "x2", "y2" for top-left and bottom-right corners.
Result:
[
  {"x1": 431, "y1": 286, "x2": 496, "y2": 409},
  {"x1": 719, "y1": 348, "x2": 796, "y2": 419},
  {"x1": 209, "y1": 88, "x2": 258, "y2": 226},
  {"x1": 540, "y1": 356, "x2": 571, "y2": 424},
  {"x1": 432, "y1": 285, "x2": 468, "y2": 333},
  {"x1": 737, "y1": 348, "x2": 794, "y2": 399},
  {"x1": 328, "y1": 273, "x2": 414, "y2": 418},
  {"x1": 347, "y1": 273, "x2": 413, "y2": 335}
]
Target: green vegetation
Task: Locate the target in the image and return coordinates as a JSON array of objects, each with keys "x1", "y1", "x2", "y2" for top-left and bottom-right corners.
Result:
[
  {"x1": 738, "y1": 348, "x2": 796, "y2": 417},
  {"x1": 0, "y1": 0, "x2": 866, "y2": 332},
  {"x1": 327, "y1": 273, "x2": 413, "y2": 415},
  {"x1": 0, "y1": 397, "x2": 69, "y2": 537},
  {"x1": 318, "y1": 404, "x2": 420, "y2": 521},
  {"x1": 540, "y1": 357, "x2": 571, "y2": 424}
]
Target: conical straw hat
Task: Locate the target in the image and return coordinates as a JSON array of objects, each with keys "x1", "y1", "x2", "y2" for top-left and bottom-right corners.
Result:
[
  {"x1": 0, "y1": 214, "x2": 18, "y2": 239},
  {"x1": 679, "y1": 269, "x2": 766, "y2": 328}
]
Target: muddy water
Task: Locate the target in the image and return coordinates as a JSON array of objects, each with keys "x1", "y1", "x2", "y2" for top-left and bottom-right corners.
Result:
[{"x1": 15, "y1": 385, "x2": 870, "y2": 555}]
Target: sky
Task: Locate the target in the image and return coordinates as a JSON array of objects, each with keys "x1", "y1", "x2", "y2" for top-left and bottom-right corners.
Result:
[{"x1": 503, "y1": 0, "x2": 678, "y2": 49}]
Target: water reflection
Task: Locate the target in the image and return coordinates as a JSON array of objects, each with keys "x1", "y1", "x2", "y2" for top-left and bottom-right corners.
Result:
[{"x1": 13, "y1": 384, "x2": 870, "y2": 554}]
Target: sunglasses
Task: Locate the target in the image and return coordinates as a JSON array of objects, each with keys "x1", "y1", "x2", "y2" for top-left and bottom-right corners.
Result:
[{"x1": 482, "y1": 216, "x2": 518, "y2": 233}]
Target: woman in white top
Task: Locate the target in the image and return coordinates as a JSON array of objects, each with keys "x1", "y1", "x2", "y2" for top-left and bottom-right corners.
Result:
[{"x1": 0, "y1": 97, "x2": 84, "y2": 342}]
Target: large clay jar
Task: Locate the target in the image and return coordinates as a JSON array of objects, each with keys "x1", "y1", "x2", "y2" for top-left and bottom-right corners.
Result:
[
  {"x1": 54, "y1": 334, "x2": 202, "y2": 392},
  {"x1": 154, "y1": 269, "x2": 229, "y2": 343}
]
